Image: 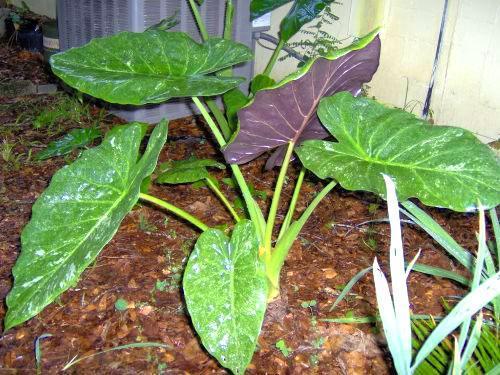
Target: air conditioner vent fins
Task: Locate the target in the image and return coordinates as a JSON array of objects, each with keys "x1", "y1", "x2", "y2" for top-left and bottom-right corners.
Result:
[{"x1": 56, "y1": 0, "x2": 258, "y2": 122}]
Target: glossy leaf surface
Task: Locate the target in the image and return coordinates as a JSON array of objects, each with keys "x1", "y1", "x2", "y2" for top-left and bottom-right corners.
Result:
[
  {"x1": 250, "y1": 0, "x2": 291, "y2": 20},
  {"x1": 296, "y1": 92, "x2": 500, "y2": 211},
  {"x1": 34, "y1": 127, "x2": 101, "y2": 160},
  {"x1": 51, "y1": 31, "x2": 252, "y2": 105},
  {"x1": 5, "y1": 121, "x2": 168, "y2": 329},
  {"x1": 223, "y1": 31, "x2": 380, "y2": 166},
  {"x1": 183, "y1": 220, "x2": 267, "y2": 374},
  {"x1": 156, "y1": 157, "x2": 225, "y2": 184}
]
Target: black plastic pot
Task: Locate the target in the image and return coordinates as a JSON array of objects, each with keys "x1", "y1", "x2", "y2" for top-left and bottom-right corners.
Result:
[{"x1": 5, "y1": 18, "x2": 43, "y2": 53}]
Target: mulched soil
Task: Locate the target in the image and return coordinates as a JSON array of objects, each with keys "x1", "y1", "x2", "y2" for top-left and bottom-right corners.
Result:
[
  {"x1": 0, "y1": 43, "x2": 52, "y2": 85},
  {"x1": 0, "y1": 39, "x2": 485, "y2": 374}
]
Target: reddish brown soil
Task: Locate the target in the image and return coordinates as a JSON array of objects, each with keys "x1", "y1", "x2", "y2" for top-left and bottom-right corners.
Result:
[{"x1": 0, "y1": 40, "x2": 482, "y2": 374}]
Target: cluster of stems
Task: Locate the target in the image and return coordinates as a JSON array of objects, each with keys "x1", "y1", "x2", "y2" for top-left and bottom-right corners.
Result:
[{"x1": 138, "y1": 0, "x2": 336, "y2": 298}]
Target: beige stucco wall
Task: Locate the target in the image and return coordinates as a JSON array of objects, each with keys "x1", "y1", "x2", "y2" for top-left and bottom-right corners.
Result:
[
  {"x1": 363, "y1": 0, "x2": 500, "y2": 143},
  {"x1": 11, "y1": 0, "x2": 55, "y2": 18}
]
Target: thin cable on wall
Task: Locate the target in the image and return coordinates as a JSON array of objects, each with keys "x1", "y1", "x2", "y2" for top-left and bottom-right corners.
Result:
[{"x1": 422, "y1": 0, "x2": 450, "y2": 120}]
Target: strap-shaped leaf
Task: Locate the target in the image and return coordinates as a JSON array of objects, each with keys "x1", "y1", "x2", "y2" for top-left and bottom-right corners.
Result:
[
  {"x1": 156, "y1": 157, "x2": 225, "y2": 184},
  {"x1": 5, "y1": 120, "x2": 168, "y2": 330},
  {"x1": 296, "y1": 92, "x2": 500, "y2": 211},
  {"x1": 50, "y1": 31, "x2": 252, "y2": 105},
  {"x1": 223, "y1": 30, "x2": 380, "y2": 167},
  {"x1": 34, "y1": 127, "x2": 101, "y2": 160},
  {"x1": 183, "y1": 220, "x2": 267, "y2": 374}
]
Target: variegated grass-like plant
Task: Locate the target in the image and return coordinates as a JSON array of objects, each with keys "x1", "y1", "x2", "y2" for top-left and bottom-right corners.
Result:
[{"x1": 373, "y1": 175, "x2": 499, "y2": 374}]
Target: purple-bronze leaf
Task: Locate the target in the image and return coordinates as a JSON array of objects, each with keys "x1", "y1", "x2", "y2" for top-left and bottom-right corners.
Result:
[{"x1": 223, "y1": 32, "x2": 381, "y2": 167}]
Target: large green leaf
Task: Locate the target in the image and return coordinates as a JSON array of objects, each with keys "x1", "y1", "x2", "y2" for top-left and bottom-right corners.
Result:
[
  {"x1": 5, "y1": 120, "x2": 168, "y2": 330},
  {"x1": 50, "y1": 31, "x2": 252, "y2": 105},
  {"x1": 296, "y1": 92, "x2": 500, "y2": 211},
  {"x1": 183, "y1": 220, "x2": 267, "y2": 374},
  {"x1": 156, "y1": 157, "x2": 225, "y2": 184}
]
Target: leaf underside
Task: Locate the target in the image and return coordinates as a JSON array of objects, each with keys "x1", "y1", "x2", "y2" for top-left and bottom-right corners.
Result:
[
  {"x1": 5, "y1": 121, "x2": 168, "y2": 330},
  {"x1": 183, "y1": 220, "x2": 267, "y2": 374},
  {"x1": 296, "y1": 92, "x2": 500, "y2": 212},
  {"x1": 50, "y1": 31, "x2": 252, "y2": 105},
  {"x1": 223, "y1": 31, "x2": 380, "y2": 168}
]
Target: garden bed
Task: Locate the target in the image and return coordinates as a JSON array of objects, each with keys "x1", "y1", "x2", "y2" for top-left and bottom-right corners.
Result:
[{"x1": 0, "y1": 39, "x2": 482, "y2": 374}]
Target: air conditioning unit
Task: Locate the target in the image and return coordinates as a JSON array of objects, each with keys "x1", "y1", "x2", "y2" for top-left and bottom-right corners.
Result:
[{"x1": 56, "y1": 0, "x2": 266, "y2": 123}]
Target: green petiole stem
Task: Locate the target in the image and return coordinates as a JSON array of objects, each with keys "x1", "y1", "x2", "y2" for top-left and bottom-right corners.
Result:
[
  {"x1": 224, "y1": 0, "x2": 234, "y2": 40},
  {"x1": 262, "y1": 39, "x2": 285, "y2": 77},
  {"x1": 192, "y1": 97, "x2": 265, "y2": 240},
  {"x1": 230, "y1": 165, "x2": 266, "y2": 241},
  {"x1": 139, "y1": 193, "x2": 208, "y2": 232},
  {"x1": 205, "y1": 99, "x2": 231, "y2": 141},
  {"x1": 202, "y1": 1, "x2": 235, "y2": 141},
  {"x1": 192, "y1": 97, "x2": 226, "y2": 146},
  {"x1": 278, "y1": 167, "x2": 305, "y2": 241},
  {"x1": 264, "y1": 141, "x2": 295, "y2": 251},
  {"x1": 190, "y1": 1, "x2": 233, "y2": 141},
  {"x1": 266, "y1": 179, "x2": 337, "y2": 300},
  {"x1": 205, "y1": 176, "x2": 241, "y2": 223},
  {"x1": 188, "y1": 0, "x2": 209, "y2": 41}
]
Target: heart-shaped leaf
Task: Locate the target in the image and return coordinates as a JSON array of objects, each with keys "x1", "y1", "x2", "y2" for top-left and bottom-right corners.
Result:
[
  {"x1": 223, "y1": 30, "x2": 380, "y2": 167},
  {"x1": 5, "y1": 120, "x2": 168, "y2": 330},
  {"x1": 183, "y1": 220, "x2": 267, "y2": 374},
  {"x1": 34, "y1": 127, "x2": 101, "y2": 160},
  {"x1": 156, "y1": 157, "x2": 225, "y2": 184},
  {"x1": 50, "y1": 31, "x2": 253, "y2": 105},
  {"x1": 296, "y1": 92, "x2": 500, "y2": 211}
]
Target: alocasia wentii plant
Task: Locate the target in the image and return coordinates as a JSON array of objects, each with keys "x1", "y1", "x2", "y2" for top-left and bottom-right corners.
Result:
[{"x1": 5, "y1": 1, "x2": 500, "y2": 374}]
